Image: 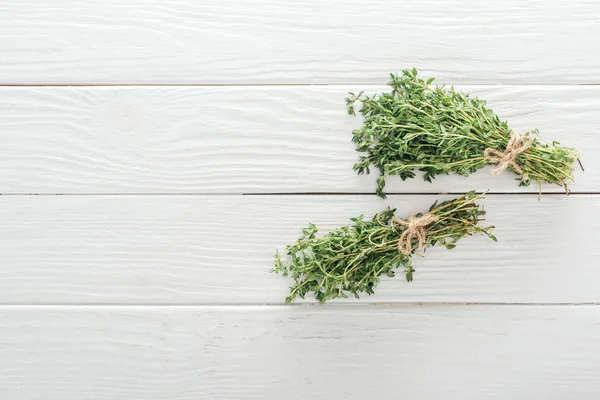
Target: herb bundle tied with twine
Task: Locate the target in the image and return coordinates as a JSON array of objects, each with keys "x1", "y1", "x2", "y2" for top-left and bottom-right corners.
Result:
[
  {"x1": 347, "y1": 69, "x2": 581, "y2": 198},
  {"x1": 272, "y1": 191, "x2": 495, "y2": 304}
]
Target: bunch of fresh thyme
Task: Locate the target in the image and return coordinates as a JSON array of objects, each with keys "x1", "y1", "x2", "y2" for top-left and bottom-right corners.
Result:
[
  {"x1": 347, "y1": 69, "x2": 580, "y2": 198},
  {"x1": 273, "y1": 191, "x2": 495, "y2": 304}
]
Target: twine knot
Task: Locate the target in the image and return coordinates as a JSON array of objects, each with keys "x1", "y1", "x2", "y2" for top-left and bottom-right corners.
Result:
[
  {"x1": 392, "y1": 213, "x2": 439, "y2": 255},
  {"x1": 483, "y1": 130, "x2": 533, "y2": 178}
]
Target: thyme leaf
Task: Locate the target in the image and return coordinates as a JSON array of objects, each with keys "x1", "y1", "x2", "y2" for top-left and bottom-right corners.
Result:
[
  {"x1": 348, "y1": 69, "x2": 580, "y2": 198},
  {"x1": 272, "y1": 191, "x2": 495, "y2": 304}
]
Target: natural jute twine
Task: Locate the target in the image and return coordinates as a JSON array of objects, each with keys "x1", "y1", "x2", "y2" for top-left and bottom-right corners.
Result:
[
  {"x1": 392, "y1": 213, "x2": 439, "y2": 255},
  {"x1": 483, "y1": 130, "x2": 533, "y2": 178}
]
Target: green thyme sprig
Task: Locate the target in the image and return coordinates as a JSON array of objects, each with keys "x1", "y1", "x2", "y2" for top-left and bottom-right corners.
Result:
[
  {"x1": 272, "y1": 191, "x2": 495, "y2": 304},
  {"x1": 347, "y1": 69, "x2": 580, "y2": 198}
]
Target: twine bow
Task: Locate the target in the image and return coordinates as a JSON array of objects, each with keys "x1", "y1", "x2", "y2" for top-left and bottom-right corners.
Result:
[
  {"x1": 392, "y1": 213, "x2": 439, "y2": 255},
  {"x1": 483, "y1": 130, "x2": 533, "y2": 178}
]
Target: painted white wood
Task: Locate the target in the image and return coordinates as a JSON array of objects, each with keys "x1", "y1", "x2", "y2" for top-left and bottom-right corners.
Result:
[
  {"x1": 0, "y1": 194, "x2": 597, "y2": 304},
  {"x1": 0, "y1": 1, "x2": 598, "y2": 84},
  {"x1": 0, "y1": 85, "x2": 592, "y2": 194},
  {"x1": 0, "y1": 305, "x2": 598, "y2": 399},
  {"x1": 1, "y1": 2, "x2": 598, "y2": 398}
]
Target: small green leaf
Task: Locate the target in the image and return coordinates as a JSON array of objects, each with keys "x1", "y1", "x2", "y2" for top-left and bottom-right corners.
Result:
[
  {"x1": 273, "y1": 184, "x2": 496, "y2": 302},
  {"x1": 346, "y1": 69, "x2": 578, "y2": 198}
]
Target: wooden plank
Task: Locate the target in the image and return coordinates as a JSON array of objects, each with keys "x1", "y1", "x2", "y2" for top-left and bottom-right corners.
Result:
[
  {"x1": 0, "y1": 194, "x2": 597, "y2": 304},
  {"x1": 0, "y1": 1, "x2": 598, "y2": 84},
  {"x1": 1, "y1": 305, "x2": 599, "y2": 399},
  {"x1": 0, "y1": 85, "x2": 593, "y2": 194}
]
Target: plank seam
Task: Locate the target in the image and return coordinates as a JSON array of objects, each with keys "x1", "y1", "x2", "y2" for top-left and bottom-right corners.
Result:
[
  {"x1": 0, "y1": 192, "x2": 598, "y2": 196},
  {"x1": 0, "y1": 83, "x2": 599, "y2": 88},
  {"x1": 0, "y1": 302, "x2": 599, "y2": 307}
]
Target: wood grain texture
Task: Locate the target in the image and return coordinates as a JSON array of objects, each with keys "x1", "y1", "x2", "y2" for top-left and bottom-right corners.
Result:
[
  {"x1": 0, "y1": 305, "x2": 599, "y2": 399},
  {"x1": 0, "y1": 194, "x2": 597, "y2": 304},
  {"x1": 0, "y1": 85, "x2": 593, "y2": 194},
  {"x1": 0, "y1": 1, "x2": 599, "y2": 84}
]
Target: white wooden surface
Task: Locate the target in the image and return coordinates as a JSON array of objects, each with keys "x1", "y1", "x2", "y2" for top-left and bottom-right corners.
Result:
[
  {"x1": 1, "y1": 1, "x2": 599, "y2": 84},
  {"x1": 0, "y1": 85, "x2": 593, "y2": 193},
  {"x1": 1, "y1": 306, "x2": 599, "y2": 400},
  {"x1": 1, "y1": 0, "x2": 600, "y2": 398},
  {"x1": 0, "y1": 195, "x2": 598, "y2": 305}
]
